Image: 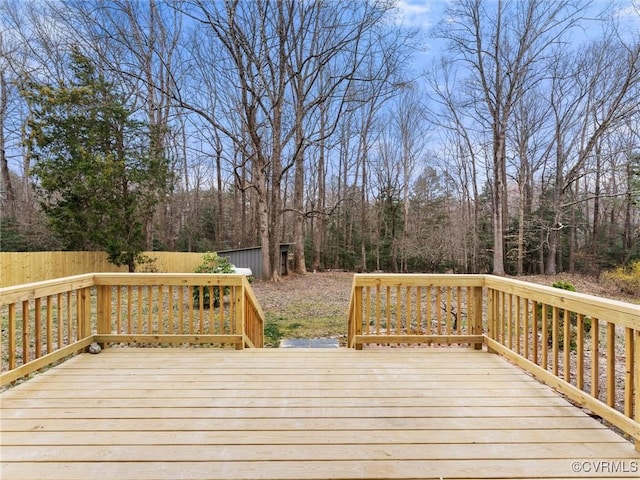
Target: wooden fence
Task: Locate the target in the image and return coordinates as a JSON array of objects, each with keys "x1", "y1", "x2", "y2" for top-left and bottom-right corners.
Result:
[{"x1": 0, "y1": 252, "x2": 208, "y2": 287}]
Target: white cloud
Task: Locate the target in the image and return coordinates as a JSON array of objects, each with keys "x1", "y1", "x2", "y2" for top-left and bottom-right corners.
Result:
[
  {"x1": 394, "y1": 0, "x2": 440, "y2": 29},
  {"x1": 615, "y1": 3, "x2": 640, "y2": 23}
]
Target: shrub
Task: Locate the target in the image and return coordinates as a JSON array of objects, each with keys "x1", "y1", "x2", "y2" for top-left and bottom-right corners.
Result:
[
  {"x1": 263, "y1": 321, "x2": 284, "y2": 347},
  {"x1": 135, "y1": 254, "x2": 160, "y2": 272},
  {"x1": 550, "y1": 280, "x2": 576, "y2": 292},
  {"x1": 193, "y1": 252, "x2": 234, "y2": 308},
  {"x1": 600, "y1": 261, "x2": 640, "y2": 296},
  {"x1": 541, "y1": 280, "x2": 591, "y2": 351}
]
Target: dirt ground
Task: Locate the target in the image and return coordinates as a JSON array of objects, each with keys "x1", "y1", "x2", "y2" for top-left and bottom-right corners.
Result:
[{"x1": 250, "y1": 271, "x2": 353, "y2": 311}]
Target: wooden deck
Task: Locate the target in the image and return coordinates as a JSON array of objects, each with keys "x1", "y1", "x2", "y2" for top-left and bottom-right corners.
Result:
[{"x1": 1, "y1": 348, "x2": 639, "y2": 480}]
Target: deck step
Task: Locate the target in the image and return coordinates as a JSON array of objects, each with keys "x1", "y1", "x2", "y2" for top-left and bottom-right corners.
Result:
[{"x1": 279, "y1": 337, "x2": 339, "y2": 348}]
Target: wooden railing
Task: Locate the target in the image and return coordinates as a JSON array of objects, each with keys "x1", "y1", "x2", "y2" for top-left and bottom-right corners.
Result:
[
  {"x1": 0, "y1": 274, "x2": 96, "y2": 386},
  {"x1": 348, "y1": 274, "x2": 485, "y2": 349},
  {"x1": 484, "y1": 275, "x2": 640, "y2": 451},
  {"x1": 347, "y1": 273, "x2": 640, "y2": 450},
  {"x1": 0, "y1": 273, "x2": 264, "y2": 386}
]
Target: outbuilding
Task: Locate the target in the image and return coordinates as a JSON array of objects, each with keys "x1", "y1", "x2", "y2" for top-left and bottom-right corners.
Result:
[{"x1": 218, "y1": 244, "x2": 291, "y2": 280}]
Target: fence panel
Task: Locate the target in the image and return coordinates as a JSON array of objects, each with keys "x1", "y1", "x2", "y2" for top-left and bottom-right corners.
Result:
[{"x1": 0, "y1": 252, "x2": 209, "y2": 287}]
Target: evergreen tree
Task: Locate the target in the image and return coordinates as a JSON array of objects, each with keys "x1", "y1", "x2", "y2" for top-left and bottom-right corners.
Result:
[
  {"x1": 631, "y1": 153, "x2": 640, "y2": 207},
  {"x1": 23, "y1": 50, "x2": 167, "y2": 271}
]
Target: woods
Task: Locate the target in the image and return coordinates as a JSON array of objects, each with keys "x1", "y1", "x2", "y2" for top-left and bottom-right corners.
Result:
[{"x1": 1, "y1": 0, "x2": 639, "y2": 279}]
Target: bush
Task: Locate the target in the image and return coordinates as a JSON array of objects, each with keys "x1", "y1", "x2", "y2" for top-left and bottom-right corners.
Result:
[
  {"x1": 263, "y1": 321, "x2": 284, "y2": 347},
  {"x1": 550, "y1": 280, "x2": 576, "y2": 293},
  {"x1": 542, "y1": 280, "x2": 591, "y2": 351},
  {"x1": 193, "y1": 252, "x2": 234, "y2": 308},
  {"x1": 135, "y1": 254, "x2": 160, "y2": 272},
  {"x1": 600, "y1": 261, "x2": 640, "y2": 296}
]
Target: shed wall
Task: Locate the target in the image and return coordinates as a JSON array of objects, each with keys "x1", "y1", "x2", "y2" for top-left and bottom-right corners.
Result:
[{"x1": 220, "y1": 248, "x2": 263, "y2": 279}]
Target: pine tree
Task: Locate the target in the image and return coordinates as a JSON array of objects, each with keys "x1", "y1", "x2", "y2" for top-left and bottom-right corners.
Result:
[{"x1": 24, "y1": 50, "x2": 167, "y2": 271}]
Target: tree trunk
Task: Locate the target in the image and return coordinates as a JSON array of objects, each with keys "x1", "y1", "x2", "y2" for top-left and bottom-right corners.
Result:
[
  {"x1": 0, "y1": 71, "x2": 15, "y2": 219},
  {"x1": 492, "y1": 132, "x2": 506, "y2": 275},
  {"x1": 257, "y1": 172, "x2": 271, "y2": 281},
  {"x1": 214, "y1": 132, "x2": 224, "y2": 248},
  {"x1": 292, "y1": 123, "x2": 307, "y2": 274},
  {"x1": 568, "y1": 183, "x2": 577, "y2": 273},
  {"x1": 592, "y1": 143, "x2": 602, "y2": 256},
  {"x1": 360, "y1": 146, "x2": 368, "y2": 272},
  {"x1": 517, "y1": 181, "x2": 525, "y2": 276},
  {"x1": 623, "y1": 156, "x2": 635, "y2": 259},
  {"x1": 312, "y1": 115, "x2": 326, "y2": 272}
]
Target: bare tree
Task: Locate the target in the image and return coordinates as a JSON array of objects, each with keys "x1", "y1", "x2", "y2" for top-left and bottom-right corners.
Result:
[
  {"x1": 544, "y1": 34, "x2": 640, "y2": 274},
  {"x1": 174, "y1": 0, "x2": 412, "y2": 279},
  {"x1": 425, "y1": 60, "x2": 484, "y2": 272},
  {"x1": 0, "y1": 0, "x2": 76, "y2": 247},
  {"x1": 0, "y1": 34, "x2": 15, "y2": 220},
  {"x1": 435, "y1": 0, "x2": 585, "y2": 275},
  {"x1": 392, "y1": 85, "x2": 427, "y2": 272},
  {"x1": 58, "y1": 0, "x2": 182, "y2": 250},
  {"x1": 508, "y1": 85, "x2": 553, "y2": 275}
]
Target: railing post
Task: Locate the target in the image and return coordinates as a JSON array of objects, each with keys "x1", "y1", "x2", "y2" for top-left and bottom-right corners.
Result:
[
  {"x1": 79, "y1": 287, "x2": 92, "y2": 340},
  {"x1": 7, "y1": 304, "x2": 16, "y2": 370},
  {"x1": 486, "y1": 288, "x2": 496, "y2": 353},
  {"x1": 96, "y1": 285, "x2": 111, "y2": 348},
  {"x1": 471, "y1": 286, "x2": 483, "y2": 350},
  {"x1": 235, "y1": 285, "x2": 244, "y2": 350},
  {"x1": 354, "y1": 285, "x2": 363, "y2": 350}
]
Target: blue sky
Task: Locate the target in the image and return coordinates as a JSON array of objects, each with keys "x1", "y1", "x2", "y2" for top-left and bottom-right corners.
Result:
[{"x1": 394, "y1": 0, "x2": 640, "y2": 75}]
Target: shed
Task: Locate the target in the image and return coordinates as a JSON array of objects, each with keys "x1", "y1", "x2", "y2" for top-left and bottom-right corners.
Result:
[{"x1": 218, "y1": 244, "x2": 291, "y2": 280}]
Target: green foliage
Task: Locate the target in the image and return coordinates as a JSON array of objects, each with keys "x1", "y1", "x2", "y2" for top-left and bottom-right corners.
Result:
[
  {"x1": 630, "y1": 152, "x2": 640, "y2": 207},
  {"x1": 0, "y1": 217, "x2": 27, "y2": 251},
  {"x1": 263, "y1": 321, "x2": 284, "y2": 347},
  {"x1": 193, "y1": 252, "x2": 234, "y2": 308},
  {"x1": 194, "y1": 252, "x2": 235, "y2": 274},
  {"x1": 541, "y1": 280, "x2": 591, "y2": 351},
  {"x1": 23, "y1": 49, "x2": 168, "y2": 271},
  {"x1": 601, "y1": 261, "x2": 640, "y2": 296},
  {"x1": 135, "y1": 254, "x2": 160, "y2": 273},
  {"x1": 550, "y1": 280, "x2": 576, "y2": 292}
]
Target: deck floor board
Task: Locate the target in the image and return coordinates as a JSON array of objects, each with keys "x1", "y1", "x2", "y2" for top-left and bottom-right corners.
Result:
[{"x1": 1, "y1": 348, "x2": 638, "y2": 479}]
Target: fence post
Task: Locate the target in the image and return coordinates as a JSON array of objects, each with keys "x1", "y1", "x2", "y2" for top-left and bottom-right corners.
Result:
[{"x1": 78, "y1": 287, "x2": 92, "y2": 340}]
